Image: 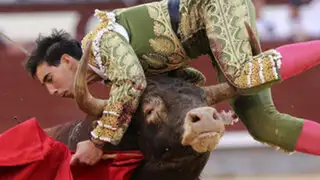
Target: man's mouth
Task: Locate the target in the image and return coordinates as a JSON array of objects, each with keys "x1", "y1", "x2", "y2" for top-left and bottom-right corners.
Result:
[
  {"x1": 62, "y1": 92, "x2": 69, "y2": 98},
  {"x1": 65, "y1": 92, "x2": 74, "y2": 98}
]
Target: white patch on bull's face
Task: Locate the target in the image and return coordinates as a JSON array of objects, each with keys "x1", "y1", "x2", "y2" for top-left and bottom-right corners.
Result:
[
  {"x1": 181, "y1": 107, "x2": 238, "y2": 153},
  {"x1": 189, "y1": 132, "x2": 221, "y2": 153}
]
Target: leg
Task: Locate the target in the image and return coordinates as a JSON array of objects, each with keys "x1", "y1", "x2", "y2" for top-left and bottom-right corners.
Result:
[
  {"x1": 277, "y1": 40, "x2": 320, "y2": 81},
  {"x1": 168, "y1": 66, "x2": 206, "y2": 86},
  {"x1": 217, "y1": 69, "x2": 320, "y2": 155},
  {"x1": 231, "y1": 88, "x2": 303, "y2": 152}
]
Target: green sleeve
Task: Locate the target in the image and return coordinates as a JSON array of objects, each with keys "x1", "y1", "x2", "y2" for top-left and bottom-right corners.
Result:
[{"x1": 90, "y1": 31, "x2": 147, "y2": 145}]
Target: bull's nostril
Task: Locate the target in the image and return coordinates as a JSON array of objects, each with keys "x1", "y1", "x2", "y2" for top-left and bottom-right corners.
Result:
[
  {"x1": 213, "y1": 113, "x2": 218, "y2": 120},
  {"x1": 232, "y1": 113, "x2": 238, "y2": 119},
  {"x1": 191, "y1": 115, "x2": 201, "y2": 123}
]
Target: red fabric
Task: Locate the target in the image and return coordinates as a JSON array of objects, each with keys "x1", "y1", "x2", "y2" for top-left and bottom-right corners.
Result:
[
  {"x1": 0, "y1": 118, "x2": 144, "y2": 180},
  {"x1": 0, "y1": 118, "x2": 73, "y2": 180},
  {"x1": 295, "y1": 120, "x2": 320, "y2": 155},
  {"x1": 277, "y1": 40, "x2": 320, "y2": 81},
  {"x1": 71, "y1": 151, "x2": 143, "y2": 180}
]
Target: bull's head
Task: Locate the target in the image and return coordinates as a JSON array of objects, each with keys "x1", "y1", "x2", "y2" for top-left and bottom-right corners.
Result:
[{"x1": 133, "y1": 76, "x2": 239, "y2": 155}]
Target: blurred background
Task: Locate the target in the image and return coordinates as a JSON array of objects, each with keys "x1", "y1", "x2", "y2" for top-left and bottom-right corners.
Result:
[{"x1": 0, "y1": 0, "x2": 320, "y2": 179}]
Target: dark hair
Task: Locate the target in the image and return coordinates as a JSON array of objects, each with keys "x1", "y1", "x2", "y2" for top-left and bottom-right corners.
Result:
[{"x1": 24, "y1": 29, "x2": 82, "y2": 78}]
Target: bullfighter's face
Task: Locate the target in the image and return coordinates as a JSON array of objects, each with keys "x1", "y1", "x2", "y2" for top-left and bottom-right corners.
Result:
[{"x1": 36, "y1": 54, "x2": 78, "y2": 98}]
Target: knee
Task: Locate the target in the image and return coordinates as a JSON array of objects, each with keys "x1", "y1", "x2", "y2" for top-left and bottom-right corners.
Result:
[
  {"x1": 236, "y1": 105, "x2": 281, "y2": 144},
  {"x1": 231, "y1": 88, "x2": 302, "y2": 151}
]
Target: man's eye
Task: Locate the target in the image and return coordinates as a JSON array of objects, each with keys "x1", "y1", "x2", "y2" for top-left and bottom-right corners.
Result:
[{"x1": 47, "y1": 77, "x2": 53, "y2": 83}]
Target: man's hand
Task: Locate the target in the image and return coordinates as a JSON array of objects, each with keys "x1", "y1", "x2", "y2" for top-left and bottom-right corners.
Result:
[{"x1": 70, "y1": 140, "x2": 103, "y2": 166}]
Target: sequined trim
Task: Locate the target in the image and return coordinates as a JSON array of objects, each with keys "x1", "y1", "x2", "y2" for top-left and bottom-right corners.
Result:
[
  {"x1": 92, "y1": 10, "x2": 116, "y2": 77},
  {"x1": 258, "y1": 58, "x2": 265, "y2": 84},
  {"x1": 97, "y1": 121, "x2": 117, "y2": 130},
  {"x1": 90, "y1": 131, "x2": 112, "y2": 143},
  {"x1": 81, "y1": 10, "x2": 116, "y2": 76},
  {"x1": 247, "y1": 62, "x2": 252, "y2": 87},
  {"x1": 235, "y1": 49, "x2": 282, "y2": 89},
  {"x1": 103, "y1": 111, "x2": 120, "y2": 117},
  {"x1": 91, "y1": 121, "x2": 130, "y2": 145}
]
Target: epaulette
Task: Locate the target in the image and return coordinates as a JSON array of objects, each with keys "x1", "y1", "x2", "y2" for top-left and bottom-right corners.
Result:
[{"x1": 81, "y1": 9, "x2": 116, "y2": 76}]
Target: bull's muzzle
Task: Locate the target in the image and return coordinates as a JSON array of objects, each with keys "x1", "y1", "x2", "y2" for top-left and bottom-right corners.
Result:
[{"x1": 181, "y1": 107, "x2": 238, "y2": 153}]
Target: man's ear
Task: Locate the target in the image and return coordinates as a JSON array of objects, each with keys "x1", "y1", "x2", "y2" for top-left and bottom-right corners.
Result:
[{"x1": 61, "y1": 54, "x2": 73, "y2": 69}]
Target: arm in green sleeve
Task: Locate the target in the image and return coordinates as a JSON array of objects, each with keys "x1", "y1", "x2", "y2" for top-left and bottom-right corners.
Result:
[{"x1": 90, "y1": 31, "x2": 147, "y2": 145}]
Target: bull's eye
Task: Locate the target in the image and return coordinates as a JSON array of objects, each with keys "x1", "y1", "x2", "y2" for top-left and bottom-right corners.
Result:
[
  {"x1": 191, "y1": 115, "x2": 201, "y2": 123},
  {"x1": 146, "y1": 109, "x2": 153, "y2": 115},
  {"x1": 143, "y1": 104, "x2": 154, "y2": 116}
]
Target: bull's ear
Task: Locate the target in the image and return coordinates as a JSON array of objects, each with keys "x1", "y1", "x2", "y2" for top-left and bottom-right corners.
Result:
[
  {"x1": 0, "y1": 31, "x2": 30, "y2": 57},
  {"x1": 142, "y1": 96, "x2": 167, "y2": 124},
  {"x1": 73, "y1": 40, "x2": 107, "y2": 116}
]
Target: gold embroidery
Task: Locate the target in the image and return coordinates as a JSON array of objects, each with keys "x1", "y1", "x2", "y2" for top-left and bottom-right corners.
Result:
[
  {"x1": 100, "y1": 116, "x2": 119, "y2": 129},
  {"x1": 146, "y1": 1, "x2": 187, "y2": 71},
  {"x1": 262, "y1": 60, "x2": 277, "y2": 83},
  {"x1": 91, "y1": 126, "x2": 114, "y2": 139},
  {"x1": 234, "y1": 51, "x2": 281, "y2": 89},
  {"x1": 233, "y1": 75, "x2": 248, "y2": 89},
  {"x1": 99, "y1": 102, "x2": 123, "y2": 129},
  {"x1": 91, "y1": 120, "x2": 130, "y2": 145},
  {"x1": 112, "y1": 126, "x2": 127, "y2": 143},
  {"x1": 149, "y1": 37, "x2": 175, "y2": 55},
  {"x1": 178, "y1": 0, "x2": 205, "y2": 41}
]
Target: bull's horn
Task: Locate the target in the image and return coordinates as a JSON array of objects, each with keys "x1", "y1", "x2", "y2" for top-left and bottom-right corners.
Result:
[
  {"x1": 203, "y1": 21, "x2": 262, "y2": 105},
  {"x1": 74, "y1": 40, "x2": 107, "y2": 116},
  {"x1": 0, "y1": 31, "x2": 30, "y2": 57},
  {"x1": 244, "y1": 21, "x2": 262, "y2": 55},
  {"x1": 203, "y1": 82, "x2": 236, "y2": 106}
]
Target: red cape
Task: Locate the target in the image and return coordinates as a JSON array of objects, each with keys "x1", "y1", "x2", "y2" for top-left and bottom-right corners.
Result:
[{"x1": 0, "y1": 118, "x2": 143, "y2": 180}]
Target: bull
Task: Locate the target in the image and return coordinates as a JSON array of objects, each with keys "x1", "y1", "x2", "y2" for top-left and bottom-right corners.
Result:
[{"x1": 45, "y1": 74, "x2": 238, "y2": 180}]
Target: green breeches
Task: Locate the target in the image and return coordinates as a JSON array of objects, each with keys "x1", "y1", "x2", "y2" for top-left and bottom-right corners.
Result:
[
  {"x1": 215, "y1": 68, "x2": 304, "y2": 152},
  {"x1": 230, "y1": 88, "x2": 303, "y2": 152}
]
